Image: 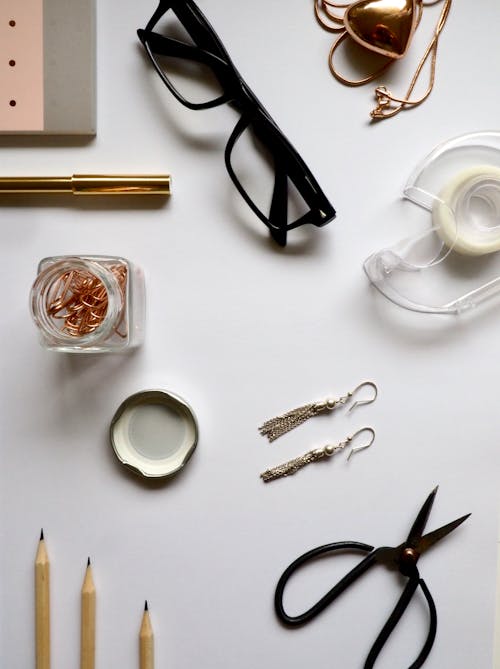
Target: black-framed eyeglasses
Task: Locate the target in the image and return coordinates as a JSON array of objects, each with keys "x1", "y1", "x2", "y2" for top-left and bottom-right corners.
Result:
[{"x1": 137, "y1": 0, "x2": 336, "y2": 247}]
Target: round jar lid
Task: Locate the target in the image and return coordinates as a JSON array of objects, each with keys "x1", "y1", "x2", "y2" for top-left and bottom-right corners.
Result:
[{"x1": 110, "y1": 390, "x2": 198, "y2": 478}]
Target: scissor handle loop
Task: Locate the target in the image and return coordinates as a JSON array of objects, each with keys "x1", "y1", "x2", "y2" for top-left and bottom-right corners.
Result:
[
  {"x1": 275, "y1": 541, "x2": 374, "y2": 625},
  {"x1": 275, "y1": 542, "x2": 437, "y2": 669},
  {"x1": 365, "y1": 575, "x2": 437, "y2": 669}
]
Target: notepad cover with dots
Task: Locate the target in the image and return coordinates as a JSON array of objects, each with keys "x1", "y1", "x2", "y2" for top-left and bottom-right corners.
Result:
[{"x1": 0, "y1": 0, "x2": 95, "y2": 135}]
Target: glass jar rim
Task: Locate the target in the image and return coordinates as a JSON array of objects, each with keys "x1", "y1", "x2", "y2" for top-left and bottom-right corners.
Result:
[{"x1": 30, "y1": 257, "x2": 124, "y2": 347}]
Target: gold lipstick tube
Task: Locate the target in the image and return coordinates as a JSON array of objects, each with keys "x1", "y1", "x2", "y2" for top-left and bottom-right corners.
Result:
[{"x1": 0, "y1": 174, "x2": 171, "y2": 195}]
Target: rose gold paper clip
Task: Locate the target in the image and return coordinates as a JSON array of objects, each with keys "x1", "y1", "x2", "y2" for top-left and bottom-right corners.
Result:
[{"x1": 0, "y1": 174, "x2": 170, "y2": 196}]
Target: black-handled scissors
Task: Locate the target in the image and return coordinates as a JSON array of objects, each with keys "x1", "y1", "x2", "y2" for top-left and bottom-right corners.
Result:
[{"x1": 274, "y1": 487, "x2": 470, "y2": 669}]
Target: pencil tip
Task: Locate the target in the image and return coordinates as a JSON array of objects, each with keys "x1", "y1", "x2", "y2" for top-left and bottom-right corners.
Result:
[
  {"x1": 40, "y1": 529, "x2": 44, "y2": 540},
  {"x1": 144, "y1": 600, "x2": 148, "y2": 611},
  {"x1": 87, "y1": 557, "x2": 91, "y2": 567}
]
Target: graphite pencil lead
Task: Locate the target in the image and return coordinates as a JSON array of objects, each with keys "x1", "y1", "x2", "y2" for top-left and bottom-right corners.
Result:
[
  {"x1": 87, "y1": 557, "x2": 91, "y2": 567},
  {"x1": 144, "y1": 600, "x2": 148, "y2": 611},
  {"x1": 40, "y1": 529, "x2": 44, "y2": 541}
]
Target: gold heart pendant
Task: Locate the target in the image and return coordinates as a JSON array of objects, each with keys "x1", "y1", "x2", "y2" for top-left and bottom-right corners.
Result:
[{"x1": 345, "y1": 0, "x2": 418, "y2": 59}]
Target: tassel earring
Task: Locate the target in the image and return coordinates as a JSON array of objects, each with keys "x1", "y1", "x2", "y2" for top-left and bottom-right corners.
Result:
[
  {"x1": 258, "y1": 381, "x2": 377, "y2": 442},
  {"x1": 260, "y1": 427, "x2": 375, "y2": 482}
]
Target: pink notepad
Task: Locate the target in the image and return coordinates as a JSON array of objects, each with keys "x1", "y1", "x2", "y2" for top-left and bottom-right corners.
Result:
[{"x1": 0, "y1": 0, "x2": 95, "y2": 135}]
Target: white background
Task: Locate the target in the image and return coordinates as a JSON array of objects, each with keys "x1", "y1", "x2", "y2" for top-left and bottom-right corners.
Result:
[{"x1": 1, "y1": 1, "x2": 499, "y2": 668}]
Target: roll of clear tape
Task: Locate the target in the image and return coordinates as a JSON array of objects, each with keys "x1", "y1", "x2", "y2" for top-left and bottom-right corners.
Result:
[{"x1": 433, "y1": 165, "x2": 500, "y2": 256}]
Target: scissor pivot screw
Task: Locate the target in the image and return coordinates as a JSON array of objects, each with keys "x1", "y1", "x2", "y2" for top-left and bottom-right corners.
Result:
[{"x1": 399, "y1": 547, "x2": 420, "y2": 574}]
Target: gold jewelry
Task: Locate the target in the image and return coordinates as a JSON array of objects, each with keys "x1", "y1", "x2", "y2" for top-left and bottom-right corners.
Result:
[
  {"x1": 258, "y1": 381, "x2": 377, "y2": 442},
  {"x1": 315, "y1": 0, "x2": 452, "y2": 120},
  {"x1": 260, "y1": 427, "x2": 375, "y2": 482}
]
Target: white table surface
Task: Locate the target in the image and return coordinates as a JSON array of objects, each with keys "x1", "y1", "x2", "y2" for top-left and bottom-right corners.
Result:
[{"x1": 1, "y1": 1, "x2": 499, "y2": 668}]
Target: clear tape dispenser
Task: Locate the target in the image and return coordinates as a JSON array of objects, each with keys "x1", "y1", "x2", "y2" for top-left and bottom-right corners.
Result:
[{"x1": 364, "y1": 131, "x2": 500, "y2": 314}]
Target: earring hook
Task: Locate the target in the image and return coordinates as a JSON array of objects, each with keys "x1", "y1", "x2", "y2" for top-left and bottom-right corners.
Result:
[
  {"x1": 345, "y1": 427, "x2": 375, "y2": 461},
  {"x1": 347, "y1": 381, "x2": 378, "y2": 413}
]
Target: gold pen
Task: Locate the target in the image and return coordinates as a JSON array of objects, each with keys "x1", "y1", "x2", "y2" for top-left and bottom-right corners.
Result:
[{"x1": 0, "y1": 174, "x2": 170, "y2": 196}]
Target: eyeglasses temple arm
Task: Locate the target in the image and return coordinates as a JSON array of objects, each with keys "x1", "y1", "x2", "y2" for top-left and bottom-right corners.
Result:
[
  {"x1": 139, "y1": 29, "x2": 232, "y2": 76},
  {"x1": 268, "y1": 161, "x2": 289, "y2": 246},
  {"x1": 145, "y1": 1, "x2": 169, "y2": 32}
]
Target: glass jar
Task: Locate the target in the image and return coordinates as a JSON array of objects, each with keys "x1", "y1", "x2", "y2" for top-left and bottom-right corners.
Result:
[{"x1": 30, "y1": 255, "x2": 145, "y2": 353}]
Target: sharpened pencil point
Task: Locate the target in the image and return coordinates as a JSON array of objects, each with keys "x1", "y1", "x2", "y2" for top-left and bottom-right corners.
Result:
[
  {"x1": 40, "y1": 529, "x2": 44, "y2": 540},
  {"x1": 87, "y1": 556, "x2": 91, "y2": 567},
  {"x1": 144, "y1": 600, "x2": 148, "y2": 611}
]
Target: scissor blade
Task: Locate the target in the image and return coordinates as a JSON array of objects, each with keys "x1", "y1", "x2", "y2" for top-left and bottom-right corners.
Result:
[
  {"x1": 406, "y1": 487, "x2": 439, "y2": 548},
  {"x1": 417, "y1": 513, "x2": 471, "y2": 555}
]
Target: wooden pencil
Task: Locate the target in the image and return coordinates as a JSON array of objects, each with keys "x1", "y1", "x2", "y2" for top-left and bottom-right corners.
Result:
[
  {"x1": 139, "y1": 601, "x2": 154, "y2": 669},
  {"x1": 35, "y1": 529, "x2": 50, "y2": 669},
  {"x1": 80, "y1": 558, "x2": 96, "y2": 669}
]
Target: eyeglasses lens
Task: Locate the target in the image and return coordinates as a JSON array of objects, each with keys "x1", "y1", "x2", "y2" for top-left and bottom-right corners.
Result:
[
  {"x1": 146, "y1": 12, "x2": 224, "y2": 105},
  {"x1": 229, "y1": 121, "x2": 312, "y2": 227}
]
